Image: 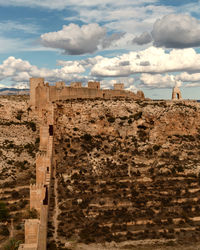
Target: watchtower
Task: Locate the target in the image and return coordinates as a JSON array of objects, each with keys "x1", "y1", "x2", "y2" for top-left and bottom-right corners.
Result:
[
  {"x1": 55, "y1": 81, "x2": 65, "y2": 88},
  {"x1": 88, "y1": 81, "x2": 100, "y2": 89},
  {"x1": 114, "y1": 83, "x2": 124, "y2": 90},
  {"x1": 30, "y1": 183, "x2": 46, "y2": 213},
  {"x1": 30, "y1": 78, "x2": 44, "y2": 107}
]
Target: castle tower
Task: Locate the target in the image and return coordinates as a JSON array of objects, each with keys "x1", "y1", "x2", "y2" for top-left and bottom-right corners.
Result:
[
  {"x1": 114, "y1": 83, "x2": 124, "y2": 90},
  {"x1": 172, "y1": 86, "x2": 182, "y2": 100},
  {"x1": 55, "y1": 81, "x2": 65, "y2": 88},
  {"x1": 24, "y1": 219, "x2": 40, "y2": 245},
  {"x1": 30, "y1": 183, "x2": 46, "y2": 213},
  {"x1": 29, "y1": 78, "x2": 44, "y2": 107},
  {"x1": 88, "y1": 81, "x2": 100, "y2": 89},
  {"x1": 36, "y1": 152, "x2": 51, "y2": 185},
  {"x1": 37, "y1": 205, "x2": 48, "y2": 250}
]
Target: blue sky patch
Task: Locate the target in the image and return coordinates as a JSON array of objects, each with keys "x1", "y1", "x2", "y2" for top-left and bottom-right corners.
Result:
[{"x1": 0, "y1": 0, "x2": 199, "y2": 99}]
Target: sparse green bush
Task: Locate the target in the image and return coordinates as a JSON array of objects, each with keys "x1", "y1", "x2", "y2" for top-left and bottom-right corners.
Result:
[
  {"x1": 119, "y1": 116, "x2": 128, "y2": 120},
  {"x1": 17, "y1": 160, "x2": 28, "y2": 169},
  {"x1": 3, "y1": 238, "x2": 21, "y2": 250},
  {"x1": 16, "y1": 110, "x2": 24, "y2": 121},
  {"x1": 35, "y1": 137, "x2": 40, "y2": 144},
  {"x1": 153, "y1": 145, "x2": 161, "y2": 151},
  {"x1": 25, "y1": 121, "x2": 36, "y2": 131},
  {"x1": 11, "y1": 190, "x2": 19, "y2": 199},
  {"x1": 0, "y1": 225, "x2": 9, "y2": 236},
  {"x1": 134, "y1": 111, "x2": 142, "y2": 120},
  {"x1": 176, "y1": 165, "x2": 184, "y2": 172},
  {"x1": 27, "y1": 208, "x2": 38, "y2": 219},
  {"x1": 0, "y1": 202, "x2": 9, "y2": 222},
  {"x1": 99, "y1": 115, "x2": 104, "y2": 120},
  {"x1": 81, "y1": 133, "x2": 92, "y2": 141},
  {"x1": 107, "y1": 117, "x2": 115, "y2": 123},
  {"x1": 128, "y1": 119, "x2": 132, "y2": 124},
  {"x1": 24, "y1": 143, "x2": 36, "y2": 157}
]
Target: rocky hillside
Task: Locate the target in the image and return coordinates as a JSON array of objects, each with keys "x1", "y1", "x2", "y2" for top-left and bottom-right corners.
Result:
[
  {"x1": 49, "y1": 98, "x2": 200, "y2": 249},
  {"x1": 0, "y1": 95, "x2": 39, "y2": 247}
]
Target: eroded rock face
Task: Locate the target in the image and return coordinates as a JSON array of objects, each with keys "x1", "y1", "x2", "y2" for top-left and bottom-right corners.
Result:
[{"x1": 48, "y1": 98, "x2": 200, "y2": 248}]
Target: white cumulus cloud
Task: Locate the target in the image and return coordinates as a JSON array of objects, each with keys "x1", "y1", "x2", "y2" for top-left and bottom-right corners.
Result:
[
  {"x1": 176, "y1": 72, "x2": 200, "y2": 82},
  {"x1": 0, "y1": 56, "x2": 88, "y2": 85},
  {"x1": 91, "y1": 46, "x2": 200, "y2": 77},
  {"x1": 152, "y1": 14, "x2": 200, "y2": 48},
  {"x1": 41, "y1": 23, "x2": 123, "y2": 55},
  {"x1": 140, "y1": 73, "x2": 181, "y2": 89}
]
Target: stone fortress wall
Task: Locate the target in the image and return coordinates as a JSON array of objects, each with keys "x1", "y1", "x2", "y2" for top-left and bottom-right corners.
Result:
[
  {"x1": 19, "y1": 103, "x2": 54, "y2": 250},
  {"x1": 19, "y1": 77, "x2": 145, "y2": 249},
  {"x1": 19, "y1": 77, "x2": 188, "y2": 249},
  {"x1": 29, "y1": 78, "x2": 145, "y2": 110}
]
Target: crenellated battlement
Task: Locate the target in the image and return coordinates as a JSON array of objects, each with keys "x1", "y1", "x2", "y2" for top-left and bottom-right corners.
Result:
[
  {"x1": 29, "y1": 78, "x2": 145, "y2": 110},
  {"x1": 30, "y1": 183, "x2": 44, "y2": 190},
  {"x1": 30, "y1": 185, "x2": 46, "y2": 212},
  {"x1": 20, "y1": 83, "x2": 55, "y2": 249}
]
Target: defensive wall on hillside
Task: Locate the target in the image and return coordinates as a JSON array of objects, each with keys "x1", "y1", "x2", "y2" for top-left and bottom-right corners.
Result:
[
  {"x1": 18, "y1": 77, "x2": 195, "y2": 249},
  {"x1": 29, "y1": 78, "x2": 145, "y2": 110},
  {"x1": 19, "y1": 77, "x2": 146, "y2": 249},
  {"x1": 19, "y1": 104, "x2": 54, "y2": 250}
]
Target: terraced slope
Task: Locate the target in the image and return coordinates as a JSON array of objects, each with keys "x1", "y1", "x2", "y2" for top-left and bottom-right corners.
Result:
[
  {"x1": 0, "y1": 95, "x2": 39, "y2": 247},
  {"x1": 48, "y1": 99, "x2": 200, "y2": 249}
]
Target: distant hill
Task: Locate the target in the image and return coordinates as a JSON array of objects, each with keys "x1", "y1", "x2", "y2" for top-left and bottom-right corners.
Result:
[{"x1": 0, "y1": 88, "x2": 29, "y2": 95}]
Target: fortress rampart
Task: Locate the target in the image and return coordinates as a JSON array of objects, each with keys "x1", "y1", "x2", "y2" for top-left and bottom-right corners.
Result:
[
  {"x1": 20, "y1": 77, "x2": 145, "y2": 249},
  {"x1": 18, "y1": 77, "x2": 200, "y2": 249},
  {"x1": 19, "y1": 102, "x2": 54, "y2": 250},
  {"x1": 30, "y1": 78, "x2": 145, "y2": 110}
]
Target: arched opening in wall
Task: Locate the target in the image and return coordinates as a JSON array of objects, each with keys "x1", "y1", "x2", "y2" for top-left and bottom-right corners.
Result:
[
  {"x1": 43, "y1": 185, "x2": 48, "y2": 205},
  {"x1": 49, "y1": 125, "x2": 53, "y2": 136},
  {"x1": 47, "y1": 167, "x2": 49, "y2": 173},
  {"x1": 103, "y1": 93, "x2": 105, "y2": 98},
  {"x1": 177, "y1": 93, "x2": 180, "y2": 99}
]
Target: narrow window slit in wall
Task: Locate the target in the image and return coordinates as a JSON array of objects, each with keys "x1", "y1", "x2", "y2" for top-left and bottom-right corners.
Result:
[{"x1": 49, "y1": 125, "x2": 53, "y2": 136}]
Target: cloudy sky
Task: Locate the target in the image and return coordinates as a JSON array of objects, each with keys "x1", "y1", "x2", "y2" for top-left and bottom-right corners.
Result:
[{"x1": 0, "y1": 0, "x2": 200, "y2": 99}]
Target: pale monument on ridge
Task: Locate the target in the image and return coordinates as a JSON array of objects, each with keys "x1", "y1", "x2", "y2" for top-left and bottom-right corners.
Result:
[{"x1": 172, "y1": 86, "x2": 182, "y2": 100}]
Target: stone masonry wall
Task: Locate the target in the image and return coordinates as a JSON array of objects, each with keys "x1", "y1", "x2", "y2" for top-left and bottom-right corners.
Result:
[
  {"x1": 30, "y1": 78, "x2": 145, "y2": 111},
  {"x1": 19, "y1": 103, "x2": 54, "y2": 250}
]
